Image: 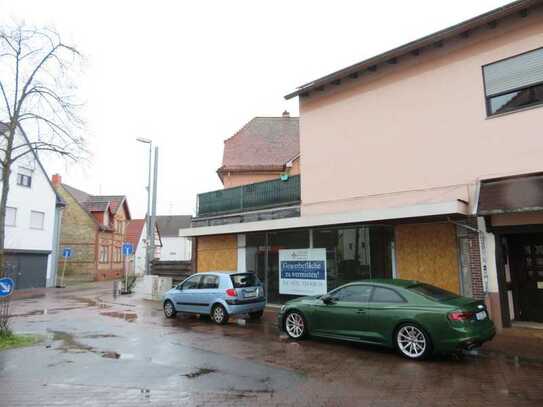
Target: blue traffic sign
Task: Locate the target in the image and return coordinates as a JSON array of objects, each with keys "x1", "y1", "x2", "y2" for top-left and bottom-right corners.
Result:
[
  {"x1": 0, "y1": 277, "x2": 15, "y2": 298},
  {"x1": 63, "y1": 247, "x2": 72, "y2": 258},
  {"x1": 122, "y1": 243, "x2": 133, "y2": 256}
]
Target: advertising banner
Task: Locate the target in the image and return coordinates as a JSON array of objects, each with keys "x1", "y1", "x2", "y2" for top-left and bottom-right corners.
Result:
[{"x1": 279, "y1": 248, "x2": 327, "y2": 296}]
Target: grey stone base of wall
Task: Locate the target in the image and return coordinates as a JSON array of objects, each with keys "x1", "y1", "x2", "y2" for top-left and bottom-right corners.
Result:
[{"x1": 192, "y1": 206, "x2": 300, "y2": 228}]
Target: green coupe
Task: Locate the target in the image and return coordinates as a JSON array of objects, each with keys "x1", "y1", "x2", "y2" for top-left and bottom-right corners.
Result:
[{"x1": 277, "y1": 279, "x2": 496, "y2": 360}]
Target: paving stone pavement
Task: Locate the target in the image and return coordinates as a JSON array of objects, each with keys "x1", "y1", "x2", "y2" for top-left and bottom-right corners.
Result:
[{"x1": 1, "y1": 282, "x2": 543, "y2": 406}]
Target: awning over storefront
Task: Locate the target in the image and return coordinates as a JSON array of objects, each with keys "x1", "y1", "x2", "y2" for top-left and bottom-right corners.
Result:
[
  {"x1": 477, "y1": 172, "x2": 543, "y2": 216},
  {"x1": 179, "y1": 200, "x2": 469, "y2": 237}
]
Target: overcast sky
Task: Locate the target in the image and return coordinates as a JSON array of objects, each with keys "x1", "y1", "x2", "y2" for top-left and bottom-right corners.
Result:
[{"x1": 1, "y1": 0, "x2": 512, "y2": 218}]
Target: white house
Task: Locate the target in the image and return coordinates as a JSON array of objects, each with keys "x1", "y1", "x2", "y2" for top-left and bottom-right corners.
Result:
[
  {"x1": 1, "y1": 123, "x2": 64, "y2": 289},
  {"x1": 126, "y1": 218, "x2": 161, "y2": 275},
  {"x1": 156, "y1": 216, "x2": 192, "y2": 261}
]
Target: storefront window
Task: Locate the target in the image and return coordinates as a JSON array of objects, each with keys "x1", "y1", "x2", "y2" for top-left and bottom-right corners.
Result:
[
  {"x1": 246, "y1": 232, "x2": 266, "y2": 284},
  {"x1": 245, "y1": 226, "x2": 394, "y2": 304},
  {"x1": 268, "y1": 229, "x2": 310, "y2": 304},
  {"x1": 313, "y1": 226, "x2": 394, "y2": 291}
]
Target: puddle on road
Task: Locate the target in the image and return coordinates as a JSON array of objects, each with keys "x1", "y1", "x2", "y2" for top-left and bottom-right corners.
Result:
[
  {"x1": 11, "y1": 307, "x2": 84, "y2": 317},
  {"x1": 48, "y1": 330, "x2": 130, "y2": 361},
  {"x1": 182, "y1": 367, "x2": 217, "y2": 378},
  {"x1": 100, "y1": 311, "x2": 138, "y2": 322},
  {"x1": 465, "y1": 348, "x2": 543, "y2": 367},
  {"x1": 81, "y1": 333, "x2": 119, "y2": 339}
]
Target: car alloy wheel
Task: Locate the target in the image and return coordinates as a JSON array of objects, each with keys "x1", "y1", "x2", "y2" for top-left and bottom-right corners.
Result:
[
  {"x1": 163, "y1": 300, "x2": 176, "y2": 319},
  {"x1": 396, "y1": 324, "x2": 429, "y2": 360},
  {"x1": 285, "y1": 311, "x2": 306, "y2": 339},
  {"x1": 212, "y1": 304, "x2": 229, "y2": 325}
]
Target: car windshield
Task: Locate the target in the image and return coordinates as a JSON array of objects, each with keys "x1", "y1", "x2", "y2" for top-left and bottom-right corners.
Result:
[
  {"x1": 408, "y1": 283, "x2": 458, "y2": 301},
  {"x1": 230, "y1": 273, "x2": 258, "y2": 288}
]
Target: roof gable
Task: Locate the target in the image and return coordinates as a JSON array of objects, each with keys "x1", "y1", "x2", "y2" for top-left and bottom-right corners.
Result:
[
  {"x1": 126, "y1": 219, "x2": 146, "y2": 248},
  {"x1": 219, "y1": 116, "x2": 299, "y2": 173},
  {"x1": 61, "y1": 183, "x2": 131, "y2": 224},
  {"x1": 0, "y1": 122, "x2": 65, "y2": 207}
]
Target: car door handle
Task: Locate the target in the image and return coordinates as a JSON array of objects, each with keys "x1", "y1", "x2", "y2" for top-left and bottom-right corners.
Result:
[{"x1": 356, "y1": 309, "x2": 366, "y2": 314}]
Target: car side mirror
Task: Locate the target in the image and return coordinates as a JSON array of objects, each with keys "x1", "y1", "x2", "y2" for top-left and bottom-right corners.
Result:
[
  {"x1": 176, "y1": 285, "x2": 183, "y2": 291},
  {"x1": 322, "y1": 294, "x2": 336, "y2": 305}
]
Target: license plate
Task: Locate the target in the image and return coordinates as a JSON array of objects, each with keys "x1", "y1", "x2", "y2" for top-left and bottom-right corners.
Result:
[
  {"x1": 244, "y1": 291, "x2": 257, "y2": 298},
  {"x1": 476, "y1": 311, "x2": 487, "y2": 320}
]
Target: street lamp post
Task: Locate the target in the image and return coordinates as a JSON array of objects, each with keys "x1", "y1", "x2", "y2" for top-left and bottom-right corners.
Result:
[{"x1": 136, "y1": 137, "x2": 152, "y2": 275}]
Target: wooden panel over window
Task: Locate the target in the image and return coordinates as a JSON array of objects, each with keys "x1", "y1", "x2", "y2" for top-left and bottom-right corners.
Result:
[{"x1": 395, "y1": 223, "x2": 460, "y2": 294}]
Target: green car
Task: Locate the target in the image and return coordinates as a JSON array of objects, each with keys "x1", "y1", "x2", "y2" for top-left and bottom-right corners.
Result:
[{"x1": 277, "y1": 279, "x2": 496, "y2": 360}]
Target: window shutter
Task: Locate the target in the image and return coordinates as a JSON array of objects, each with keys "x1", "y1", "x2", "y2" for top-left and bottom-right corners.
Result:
[{"x1": 483, "y1": 48, "x2": 543, "y2": 97}]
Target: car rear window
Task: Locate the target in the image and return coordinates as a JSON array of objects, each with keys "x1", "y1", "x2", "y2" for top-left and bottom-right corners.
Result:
[
  {"x1": 408, "y1": 283, "x2": 458, "y2": 301},
  {"x1": 230, "y1": 273, "x2": 257, "y2": 288}
]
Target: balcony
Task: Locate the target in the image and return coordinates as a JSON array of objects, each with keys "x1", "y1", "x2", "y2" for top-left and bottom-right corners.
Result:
[{"x1": 197, "y1": 175, "x2": 300, "y2": 217}]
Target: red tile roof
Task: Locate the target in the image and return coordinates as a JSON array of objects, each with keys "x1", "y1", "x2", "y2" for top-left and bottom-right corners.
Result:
[
  {"x1": 219, "y1": 116, "x2": 299, "y2": 175},
  {"x1": 62, "y1": 184, "x2": 131, "y2": 220},
  {"x1": 126, "y1": 219, "x2": 145, "y2": 248}
]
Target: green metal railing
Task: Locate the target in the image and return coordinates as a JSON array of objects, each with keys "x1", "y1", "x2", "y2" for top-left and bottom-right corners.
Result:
[{"x1": 197, "y1": 175, "x2": 301, "y2": 217}]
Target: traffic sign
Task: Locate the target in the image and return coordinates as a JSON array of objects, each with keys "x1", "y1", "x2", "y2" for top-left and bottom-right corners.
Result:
[
  {"x1": 0, "y1": 277, "x2": 15, "y2": 298},
  {"x1": 122, "y1": 242, "x2": 133, "y2": 256},
  {"x1": 63, "y1": 247, "x2": 72, "y2": 258}
]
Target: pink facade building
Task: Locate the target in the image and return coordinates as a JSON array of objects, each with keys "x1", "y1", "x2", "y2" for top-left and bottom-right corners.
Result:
[{"x1": 183, "y1": 0, "x2": 543, "y2": 331}]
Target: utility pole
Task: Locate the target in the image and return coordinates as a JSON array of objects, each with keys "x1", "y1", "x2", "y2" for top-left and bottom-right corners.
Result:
[
  {"x1": 150, "y1": 147, "x2": 159, "y2": 266},
  {"x1": 136, "y1": 137, "x2": 153, "y2": 275}
]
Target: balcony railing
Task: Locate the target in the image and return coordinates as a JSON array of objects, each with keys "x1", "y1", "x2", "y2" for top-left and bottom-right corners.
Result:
[{"x1": 197, "y1": 175, "x2": 301, "y2": 217}]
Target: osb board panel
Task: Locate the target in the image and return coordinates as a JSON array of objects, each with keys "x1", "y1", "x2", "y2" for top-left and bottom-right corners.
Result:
[
  {"x1": 395, "y1": 223, "x2": 460, "y2": 294},
  {"x1": 197, "y1": 234, "x2": 237, "y2": 272}
]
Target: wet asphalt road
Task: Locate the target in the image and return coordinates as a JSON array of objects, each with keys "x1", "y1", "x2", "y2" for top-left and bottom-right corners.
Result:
[{"x1": 1, "y1": 282, "x2": 543, "y2": 406}]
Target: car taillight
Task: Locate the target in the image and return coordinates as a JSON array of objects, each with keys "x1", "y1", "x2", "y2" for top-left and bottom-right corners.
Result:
[
  {"x1": 448, "y1": 311, "x2": 475, "y2": 321},
  {"x1": 226, "y1": 288, "x2": 237, "y2": 297}
]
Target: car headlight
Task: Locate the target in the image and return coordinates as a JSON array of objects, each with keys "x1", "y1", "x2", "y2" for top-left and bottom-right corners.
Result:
[{"x1": 280, "y1": 305, "x2": 286, "y2": 312}]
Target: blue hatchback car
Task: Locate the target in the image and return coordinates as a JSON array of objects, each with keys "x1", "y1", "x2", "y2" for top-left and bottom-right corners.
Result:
[{"x1": 162, "y1": 272, "x2": 266, "y2": 324}]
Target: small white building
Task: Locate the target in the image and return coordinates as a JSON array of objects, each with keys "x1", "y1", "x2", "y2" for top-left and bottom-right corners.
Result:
[
  {"x1": 126, "y1": 218, "x2": 161, "y2": 276},
  {"x1": 1, "y1": 124, "x2": 64, "y2": 289},
  {"x1": 156, "y1": 216, "x2": 192, "y2": 261}
]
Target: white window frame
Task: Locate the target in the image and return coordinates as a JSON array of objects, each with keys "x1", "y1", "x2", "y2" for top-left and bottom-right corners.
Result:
[
  {"x1": 30, "y1": 210, "x2": 45, "y2": 230},
  {"x1": 6, "y1": 207, "x2": 17, "y2": 227}
]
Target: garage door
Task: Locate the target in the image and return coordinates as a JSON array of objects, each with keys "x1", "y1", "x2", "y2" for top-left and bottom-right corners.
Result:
[{"x1": 4, "y1": 252, "x2": 49, "y2": 290}]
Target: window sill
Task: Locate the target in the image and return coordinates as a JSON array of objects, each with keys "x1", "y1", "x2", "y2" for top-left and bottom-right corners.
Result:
[{"x1": 486, "y1": 102, "x2": 543, "y2": 120}]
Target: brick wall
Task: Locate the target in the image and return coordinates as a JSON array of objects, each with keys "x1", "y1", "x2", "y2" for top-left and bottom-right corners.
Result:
[
  {"x1": 56, "y1": 185, "x2": 98, "y2": 281},
  {"x1": 455, "y1": 217, "x2": 484, "y2": 299},
  {"x1": 466, "y1": 217, "x2": 484, "y2": 299}
]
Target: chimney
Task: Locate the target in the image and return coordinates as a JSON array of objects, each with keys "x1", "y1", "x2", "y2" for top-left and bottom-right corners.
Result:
[
  {"x1": 52, "y1": 174, "x2": 62, "y2": 186},
  {"x1": 282, "y1": 110, "x2": 290, "y2": 118}
]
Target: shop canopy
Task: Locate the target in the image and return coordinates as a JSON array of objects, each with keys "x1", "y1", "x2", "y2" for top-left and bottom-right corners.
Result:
[
  {"x1": 477, "y1": 172, "x2": 543, "y2": 215},
  {"x1": 179, "y1": 200, "x2": 469, "y2": 237}
]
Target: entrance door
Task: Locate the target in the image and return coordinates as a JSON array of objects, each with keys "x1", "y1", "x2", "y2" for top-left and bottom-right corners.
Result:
[{"x1": 509, "y1": 234, "x2": 543, "y2": 323}]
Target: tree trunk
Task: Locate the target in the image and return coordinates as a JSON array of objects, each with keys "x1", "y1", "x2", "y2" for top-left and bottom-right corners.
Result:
[{"x1": 0, "y1": 126, "x2": 14, "y2": 336}]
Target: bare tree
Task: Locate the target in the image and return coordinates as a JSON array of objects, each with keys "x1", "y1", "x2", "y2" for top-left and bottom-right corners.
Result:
[{"x1": 0, "y1": 24, "x2": 86, "y2": 335}]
